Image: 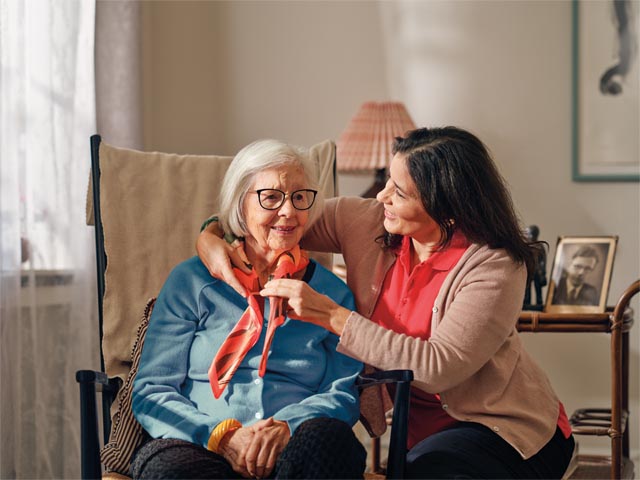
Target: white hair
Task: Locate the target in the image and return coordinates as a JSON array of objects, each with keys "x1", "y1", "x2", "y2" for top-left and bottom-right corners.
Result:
[{"x1": 218, "y1": 139, "x2": 324, "y2": 238}]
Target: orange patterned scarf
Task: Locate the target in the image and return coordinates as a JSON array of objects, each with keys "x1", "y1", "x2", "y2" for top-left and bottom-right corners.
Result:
[{"x1": 208, "y1": 246, "x2": 309, "y2": 398}]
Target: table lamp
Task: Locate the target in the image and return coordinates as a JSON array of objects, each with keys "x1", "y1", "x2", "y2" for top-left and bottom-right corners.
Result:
[{"x1": 336, "y1": 101, "x2": 416, "y2": 197}]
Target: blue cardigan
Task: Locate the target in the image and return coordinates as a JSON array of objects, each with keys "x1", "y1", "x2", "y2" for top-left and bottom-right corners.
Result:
[{"x1": 132, "y1": 257, "x2": 362, "y2": 448}]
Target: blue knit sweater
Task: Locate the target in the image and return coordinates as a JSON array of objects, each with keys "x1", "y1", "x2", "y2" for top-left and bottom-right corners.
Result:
[{"x1": 132, "y1": 257, "x2": 362, "y2": 448}]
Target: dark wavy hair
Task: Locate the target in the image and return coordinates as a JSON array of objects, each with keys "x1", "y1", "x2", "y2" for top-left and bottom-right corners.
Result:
[{"x1": 380, "y1": 126, "x2": 544, "y2": 274}]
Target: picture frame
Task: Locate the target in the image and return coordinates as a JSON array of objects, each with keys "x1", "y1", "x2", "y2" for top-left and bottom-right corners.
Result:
[
  {"x1": 545, "y1": 236, "x2": 618, "y2": 313},
  {"x1": 572, "y1": 0, "x2": 640, "y2": 182}
]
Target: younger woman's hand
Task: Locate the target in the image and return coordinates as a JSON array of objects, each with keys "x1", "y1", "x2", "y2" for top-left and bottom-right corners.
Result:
[
  {"x1": 260, "y1": 278, "x2": 351, "y2": 336},
  {"x1": 196, "y1": 223, "x2": 251, "y2": 296}
]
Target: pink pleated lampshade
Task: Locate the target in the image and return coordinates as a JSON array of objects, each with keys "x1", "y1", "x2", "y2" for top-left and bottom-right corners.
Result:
[{"x1": 337, "y1": 101, "x2": 416, "y2": 172}]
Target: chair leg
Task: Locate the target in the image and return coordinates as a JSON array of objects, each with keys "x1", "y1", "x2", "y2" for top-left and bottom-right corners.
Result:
[
  {"x1": 77, "y1": 371, "x2": 103, "y2": 479},
  {"x1": 386, "y1": 380, "x2": 410, "y2": 479}
]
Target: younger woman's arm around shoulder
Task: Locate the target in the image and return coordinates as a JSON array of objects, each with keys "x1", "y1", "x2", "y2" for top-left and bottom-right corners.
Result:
[{"x1": 301, "y1": 196, "x2": 383, "y2": 254}]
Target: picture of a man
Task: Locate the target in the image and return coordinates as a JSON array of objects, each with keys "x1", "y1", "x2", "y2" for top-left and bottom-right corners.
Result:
[{"x1": 552, "y1": 245, "x2": 601, "y2": 306}]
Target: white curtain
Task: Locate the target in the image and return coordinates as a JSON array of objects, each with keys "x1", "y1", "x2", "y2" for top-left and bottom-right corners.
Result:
[{"x1": 0, "y1": 0, "x2": 99, "y2": 478}]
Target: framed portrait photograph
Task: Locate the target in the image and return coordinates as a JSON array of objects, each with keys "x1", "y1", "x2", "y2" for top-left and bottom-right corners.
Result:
[
  {"x1": 572, "y1": 0, "x2": 640, "y2": 181},
  {"x1": 545, "y1": 236, "x2": 618, "y2": 313}
]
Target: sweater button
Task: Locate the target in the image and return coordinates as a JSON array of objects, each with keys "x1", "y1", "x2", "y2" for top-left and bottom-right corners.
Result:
[
  {"x1": 493, "y1": 426, "x2": 500, "y2": 432},
  {"x1": 432, "y1": 307, "x2": 438, "y2": 313},
  {"x1": 442, "y1": 404, "x2": 448, "y2": 410}
]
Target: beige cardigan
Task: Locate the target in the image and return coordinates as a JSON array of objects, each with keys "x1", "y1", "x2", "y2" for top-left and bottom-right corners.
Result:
[{"x1": 303, "y1": 196, "x2": 560, "y2": 460}]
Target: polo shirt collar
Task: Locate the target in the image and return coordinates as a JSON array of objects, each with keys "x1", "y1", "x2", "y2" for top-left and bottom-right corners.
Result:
[{"x1": 398, "y1": 231, "x2": 470, "y2": 271}]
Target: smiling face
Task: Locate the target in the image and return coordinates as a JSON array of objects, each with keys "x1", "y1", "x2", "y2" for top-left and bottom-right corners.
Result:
[
  {"x1": 243, "y1": 164, "x2": 309, "y2": 266},
  {"x1": 376, "y1": 153, "x2": 441, "y2": 246}
]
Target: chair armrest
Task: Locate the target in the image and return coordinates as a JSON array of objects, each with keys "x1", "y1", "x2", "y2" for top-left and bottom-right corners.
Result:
[
  {"x1": 357, "y1": 369, "x2": 413, "y2": 479},
  {"x1": 356, "y1": 369, "x2": 413, "y2": 388},
  {"x1": 76, "y1": 369, "x2": 109, "y2": 386}
]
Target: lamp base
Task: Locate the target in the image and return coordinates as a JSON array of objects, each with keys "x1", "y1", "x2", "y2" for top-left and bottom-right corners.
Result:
[{"x1": 361, "y1": 168, "x2": 388, "y2": 198}]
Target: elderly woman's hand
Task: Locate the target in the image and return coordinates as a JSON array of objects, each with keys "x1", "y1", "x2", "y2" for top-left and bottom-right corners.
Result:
[
  {"x1": 244, "y1": 418, "x2": 290, "y2": 478},
  {"x1": 218, "y1": 418, "x2": 290, "y2": 479},
  {"x1": 196, "y1": 222, "x2": 251, "y2": 296},
  {"x1": 260, "y1": 279, "x2": 352, "y2": 336},
  {"x1": 218, "y1": 426, "x2": 255, "y2": 477}
]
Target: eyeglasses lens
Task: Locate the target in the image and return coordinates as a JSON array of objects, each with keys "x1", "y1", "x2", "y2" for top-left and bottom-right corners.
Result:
[{"x1": 257, "y1": 189, "x2": 316, "y2": 210}]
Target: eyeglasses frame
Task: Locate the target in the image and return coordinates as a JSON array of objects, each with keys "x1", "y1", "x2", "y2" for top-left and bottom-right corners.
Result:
[{"x1": 250, "y1": 188, "x2": 318, "y2": 211}]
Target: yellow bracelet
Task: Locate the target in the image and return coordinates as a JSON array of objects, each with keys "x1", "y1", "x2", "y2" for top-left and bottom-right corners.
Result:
[{"x1": 207, "y1": 418, "x2": 242, "y2": 453}]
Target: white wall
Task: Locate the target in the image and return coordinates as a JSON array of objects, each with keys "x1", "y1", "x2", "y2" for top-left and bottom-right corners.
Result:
[
  {"x1": 142, "y1": 0, "x2": 389, "y2": 155},
  {"x1": 142, "y1": 0, "x2": 639, "y2": 461}
]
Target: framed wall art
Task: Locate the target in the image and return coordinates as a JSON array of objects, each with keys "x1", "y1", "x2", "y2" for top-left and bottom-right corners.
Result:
[
  {"x1": 545, "y1": 236, "x2": 618, "y2": 313},
  {"x1": 572, "y1": 0, "x2": 640, "y2": 181}
]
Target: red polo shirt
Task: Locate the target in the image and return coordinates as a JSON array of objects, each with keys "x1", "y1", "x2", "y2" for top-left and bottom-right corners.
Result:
[{"x1": 371, "y1": 233, "x2": 571, "y2": 448}]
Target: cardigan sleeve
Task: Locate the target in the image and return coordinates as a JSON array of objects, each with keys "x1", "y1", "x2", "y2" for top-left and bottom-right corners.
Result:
[
  {"x1": 272, "y1": 329, "x2": 362, "y2": 432},
  {"x1": 337, "y1": 247, "x2": 527, "y2": 394},
  {"x1": 132, "y1": 260, "x2": 219, "y2": 448}
]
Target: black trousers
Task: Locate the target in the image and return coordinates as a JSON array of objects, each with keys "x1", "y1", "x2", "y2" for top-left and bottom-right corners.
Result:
[
  {"x1": 405, "y1": 422, "x2": 575, "y2": 479},
  {"x1": 131, "y1": 417, "x2": 366, "y2": 479}
]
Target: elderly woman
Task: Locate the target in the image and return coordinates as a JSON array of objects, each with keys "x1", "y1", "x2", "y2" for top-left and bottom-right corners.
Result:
[{"x1": 131, "y1": 139, "x2": 365, "y2": 479}]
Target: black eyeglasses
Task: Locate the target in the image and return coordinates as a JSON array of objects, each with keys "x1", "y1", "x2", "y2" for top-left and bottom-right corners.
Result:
[{"x1": 251, "y1": 188, "x2": 318, "y2": 211}]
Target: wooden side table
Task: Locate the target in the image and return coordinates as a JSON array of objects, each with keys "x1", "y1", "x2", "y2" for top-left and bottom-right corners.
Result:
[{"x1": 519, "y1": 279, "x2": 638, "y2": 479}]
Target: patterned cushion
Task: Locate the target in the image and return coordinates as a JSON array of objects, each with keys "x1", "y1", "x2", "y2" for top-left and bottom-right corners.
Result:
[{"x1": 100, "y1": 298, "x2": 155, "y2": 475}]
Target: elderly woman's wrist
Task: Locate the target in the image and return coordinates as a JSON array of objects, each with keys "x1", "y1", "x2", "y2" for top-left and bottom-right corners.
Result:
[{"x1": 207, "y1": 418, "x2": 242, "y2": 453}]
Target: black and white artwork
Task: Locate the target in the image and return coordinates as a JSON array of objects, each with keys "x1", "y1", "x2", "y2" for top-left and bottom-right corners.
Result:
[{"x1": 573, "y1": 0, "x2": 639, "y2": 181}]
